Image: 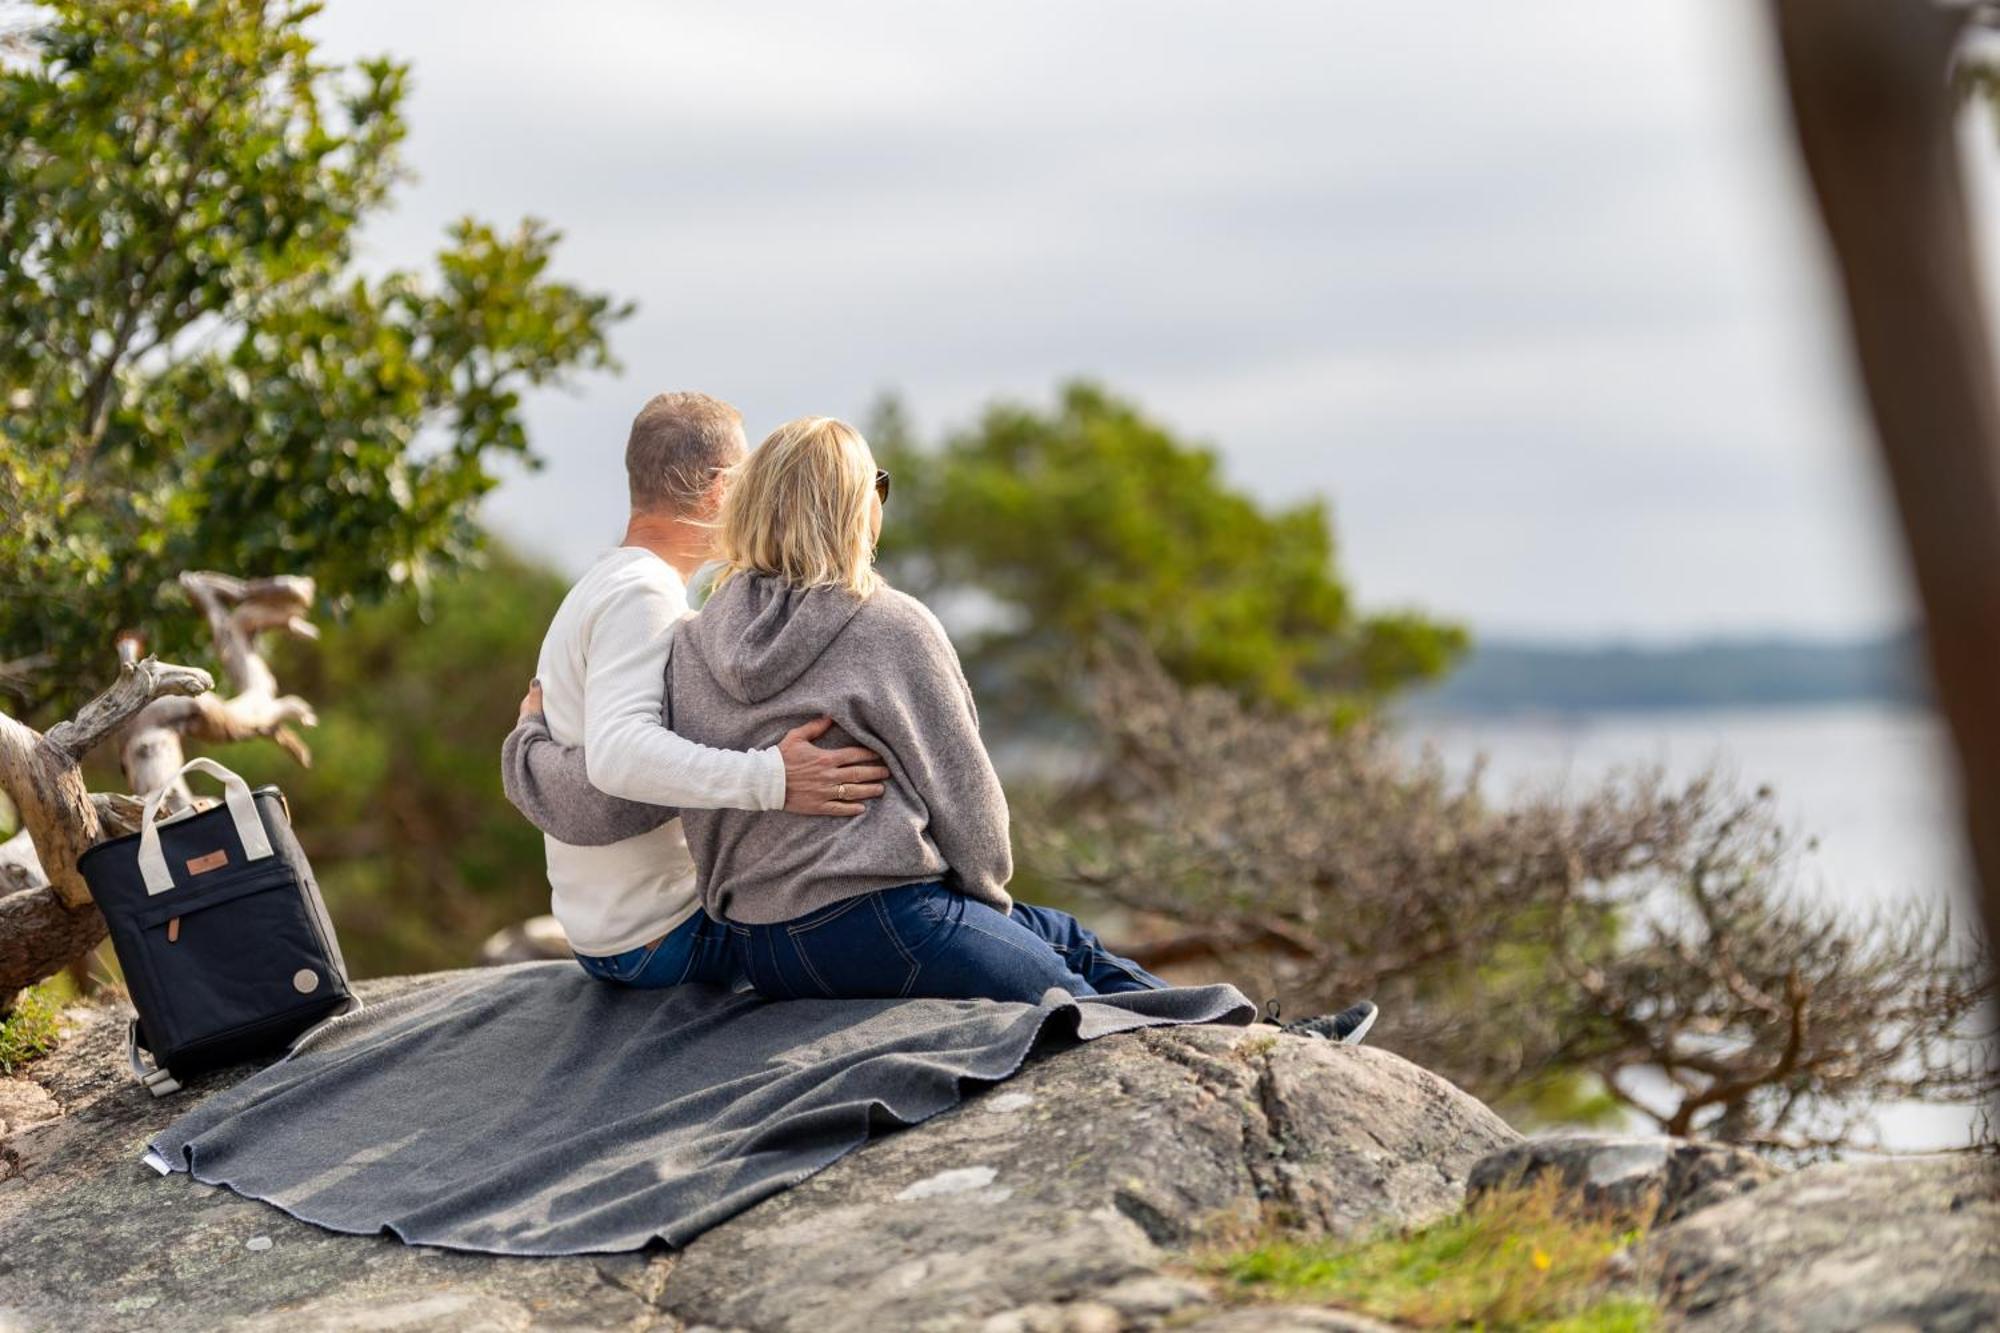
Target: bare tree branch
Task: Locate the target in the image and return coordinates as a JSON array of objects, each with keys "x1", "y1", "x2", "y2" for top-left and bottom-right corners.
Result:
[{"x1": 1033, "y1": 644, "x2": 1996, "y2": 1149}]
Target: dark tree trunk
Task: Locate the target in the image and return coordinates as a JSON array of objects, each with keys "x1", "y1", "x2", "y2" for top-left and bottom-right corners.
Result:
[{"x1": 1769, "y1": 0, "x2": 2000, "y2": 1125}]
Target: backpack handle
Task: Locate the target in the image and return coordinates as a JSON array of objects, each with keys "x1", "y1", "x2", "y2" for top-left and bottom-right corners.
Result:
[{"x1": 136, "y1": 757, "x2": 275, "y2": 895}]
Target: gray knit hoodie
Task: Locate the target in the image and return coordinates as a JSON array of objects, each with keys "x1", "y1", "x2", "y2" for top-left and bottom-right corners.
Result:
[{"x1": 501, "y1": 573, "x2": 1013, "y2": 926}]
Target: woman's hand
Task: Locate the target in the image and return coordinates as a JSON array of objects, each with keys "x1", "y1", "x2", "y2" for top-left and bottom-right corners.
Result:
[{"x1": 518, "y1": 679, "x2": 544, "y2": 720}]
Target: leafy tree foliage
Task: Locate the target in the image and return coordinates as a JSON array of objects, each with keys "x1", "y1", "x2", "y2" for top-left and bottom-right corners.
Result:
[
  {"x1": 0, "y1": 0, "x2": 628, "y2": 720},
  {"x1": 870, "y1": 382, "x2": 1465, "y2": 721}
]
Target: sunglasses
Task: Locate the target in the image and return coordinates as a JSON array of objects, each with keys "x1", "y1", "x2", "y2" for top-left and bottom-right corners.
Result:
[{"x1": 874, "y1": 469, "x2": 892, "y2": 504}]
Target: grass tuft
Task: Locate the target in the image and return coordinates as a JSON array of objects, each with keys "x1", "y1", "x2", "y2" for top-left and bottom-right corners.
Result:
[
  {"x1": 1204, "y1": 1176, "x2": 1657, "y2": 1331},
  {"x1": 0, "y1": 975, "x2": 74, "y2": 1075}
]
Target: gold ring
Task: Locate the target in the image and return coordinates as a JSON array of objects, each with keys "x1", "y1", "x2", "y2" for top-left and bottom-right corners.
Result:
[{"x1": 837, "y1": 783, "x2": 850, "y2": 801}]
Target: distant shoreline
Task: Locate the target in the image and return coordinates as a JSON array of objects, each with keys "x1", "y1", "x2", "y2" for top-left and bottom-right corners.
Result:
[{"x1": 1407, "y1": 632, "x2": 1928, "y2": 716}]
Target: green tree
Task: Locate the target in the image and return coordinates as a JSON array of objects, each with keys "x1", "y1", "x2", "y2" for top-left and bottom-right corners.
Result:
[
  {"x1": 870, "y1": 382, "x2": 1465, "y2": 721},
  {"x1": 0, "y1": 0, "x2": 628, "y2": 721}
]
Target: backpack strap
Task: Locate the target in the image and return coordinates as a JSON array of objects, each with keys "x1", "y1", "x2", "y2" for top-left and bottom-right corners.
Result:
[
  {"x1": 126, "y1": 1019, "x2": 181, "y2": 1097},
  {"x1": 136, "y1": 757, "x2": 274, "y2": 895}
]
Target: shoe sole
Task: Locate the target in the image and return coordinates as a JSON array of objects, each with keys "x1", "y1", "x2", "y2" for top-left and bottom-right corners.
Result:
[{"x1": 1338, "y1": 1004, "x2": 1378, "y2": 1046}]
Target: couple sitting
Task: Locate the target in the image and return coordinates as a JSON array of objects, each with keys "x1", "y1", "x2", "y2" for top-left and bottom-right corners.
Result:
[{"x1": 503, "y1": 392, "x2": 1374, "y2": 1040}]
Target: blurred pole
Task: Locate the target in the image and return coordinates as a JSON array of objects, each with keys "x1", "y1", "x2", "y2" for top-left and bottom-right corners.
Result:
[{"x1": 1768, "y1": 0, "x2": 2000, "y2": 1087}]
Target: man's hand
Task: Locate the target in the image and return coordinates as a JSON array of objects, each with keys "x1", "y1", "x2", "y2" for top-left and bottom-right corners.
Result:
[
  {"x1": 779, "y1": 717, "x2": 890, "y2": 816},
  {"x1": 519, "y1": 679, "x2": 543, "y2": 721}
]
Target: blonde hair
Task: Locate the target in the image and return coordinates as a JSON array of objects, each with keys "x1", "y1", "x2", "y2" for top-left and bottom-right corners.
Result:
[{"x1": 717, "y1": 416, "x2": 881, "y2": 597}]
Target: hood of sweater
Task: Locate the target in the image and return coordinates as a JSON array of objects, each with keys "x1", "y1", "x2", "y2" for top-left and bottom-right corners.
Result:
[{"x1": 690, "y1": 573, "x2": 868, "y2": 704}]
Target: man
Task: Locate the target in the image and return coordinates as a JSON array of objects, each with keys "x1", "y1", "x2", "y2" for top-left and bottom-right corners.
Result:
[{"x1": 504, "y1": 391, "x2": 889, "y2": 989}]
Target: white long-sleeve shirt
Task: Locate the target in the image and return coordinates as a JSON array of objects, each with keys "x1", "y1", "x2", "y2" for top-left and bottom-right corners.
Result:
[{"x1": 533, "y1": 546, "x2": 786, "y2": 954}]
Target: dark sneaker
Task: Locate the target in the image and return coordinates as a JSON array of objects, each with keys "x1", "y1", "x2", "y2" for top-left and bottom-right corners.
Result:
[{"x1": 1278, "y1": 999, "x2": 1379, "y2": 1047}]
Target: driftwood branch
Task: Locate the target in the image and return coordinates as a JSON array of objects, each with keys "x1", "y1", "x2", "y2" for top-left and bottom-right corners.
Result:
[
  {"x1": 0, "y1": 791, "x2": 149, "y2": 997},
  {"x1": 118, "y1": 571, "x2": 318, "y2": 806},
  {"x1": 42, "y1": 657, "x2": 212, "y2": 763},
  {"x1": 0, "y1": 656, "x2": 211, "y2": 914},
  {"x1": 0, "y1": 831, "x2": 44, "y2": 896},
  {"x1": 0, "y1": 568, "x2": 320, "y2": 998},
  {"x1": 1, "y1": 798, "x2": 140, "y2": 892},
  {"x1": 0, "y1": 886, "x2": 109, "y2": 1003}
]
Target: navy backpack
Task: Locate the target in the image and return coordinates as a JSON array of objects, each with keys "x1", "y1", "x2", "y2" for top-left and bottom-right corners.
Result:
[{"x1": 77, "y1": 758, "x2": 355, "y2": 1095}]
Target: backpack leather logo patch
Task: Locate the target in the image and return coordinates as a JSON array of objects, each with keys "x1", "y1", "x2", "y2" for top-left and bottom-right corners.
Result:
[{"x1": 186, "y1": 849, "x2": 230, "y2": 875}]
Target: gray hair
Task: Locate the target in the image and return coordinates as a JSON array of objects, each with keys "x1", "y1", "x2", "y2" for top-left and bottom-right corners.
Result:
[{"x1": 625, "y1": 391, "x2": 747, "y2": 516}]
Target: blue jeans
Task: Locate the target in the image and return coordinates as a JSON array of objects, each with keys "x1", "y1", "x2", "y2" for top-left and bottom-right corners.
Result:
[
  {"x1": 728, "y1": 882, "x2": 1168, "y2": 1003},
  {"x1": 573, "y1": 910, "x2": 741, "y2": 989},
  {"x1": 1007, "y1": 899, "x2": 1167, "y2": 994}
]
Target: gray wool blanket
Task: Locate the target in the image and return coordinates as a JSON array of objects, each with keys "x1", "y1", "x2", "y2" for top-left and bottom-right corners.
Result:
[{"x1": 146, "y1": 961, "x2": 1255, "y2": 1256}]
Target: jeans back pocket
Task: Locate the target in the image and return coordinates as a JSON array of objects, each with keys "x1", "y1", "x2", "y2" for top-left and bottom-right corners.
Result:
[{"x1": 783, "y1": 892, "x2": 923, "y2": 999}]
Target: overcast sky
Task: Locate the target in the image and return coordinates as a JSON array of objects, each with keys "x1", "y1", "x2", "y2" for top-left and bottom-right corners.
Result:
[{"x1": 311, "y1": 0, "x2": 2000, "y2": 643}]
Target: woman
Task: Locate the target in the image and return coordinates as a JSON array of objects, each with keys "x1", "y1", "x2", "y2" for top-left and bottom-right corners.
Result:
[{"x1": 670, "y1": 415, "x2": 1159, "y2": 1001}]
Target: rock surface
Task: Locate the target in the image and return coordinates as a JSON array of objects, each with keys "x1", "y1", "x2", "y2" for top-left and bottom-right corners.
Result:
[
  {"x1": 1647, "y1": 1152, "x2": 2000, "y2": 1332},
  {"x1": 16, "y1": 975, "x2": 1991, "y2": 1332},
  {"x1": 0, "y1": 978, "x2": 1516, "y2": 1332},
  {"x1": 1467, "y1": 1132, "x2": 1777, "y2": 1227},
  {"x1": 1172, "y1": 1311, "x2": 1401, "y2": 1333}
]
